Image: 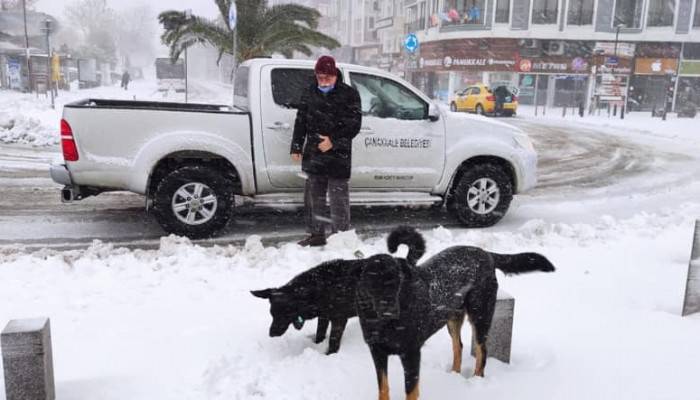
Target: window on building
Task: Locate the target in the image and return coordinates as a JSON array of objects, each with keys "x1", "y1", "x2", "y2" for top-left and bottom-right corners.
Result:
[
  {"x1": 614, "y1": 0, "x2": 644, "y2": 29},
  {"x1": 683, "y1": 43, "x2": 700, "y2": 59},
  {"x1": 693, "y1": 0, "x2": 700, "y2": 26},
  {"x1": 443, "y1": 0, "x2": 488, "y2": 26},
  {"x1": 567, "y1": 0, "x2": 594, "y2": 25},
  {"x1": 495, "y1": 0, "x2": 510, "y2": 23},
  {"x1": 532, "y1": 0, "x2": 559, "y2": 24},
  {"x1": 647, "y1": 0, "x2": 675, "y2": 26}
]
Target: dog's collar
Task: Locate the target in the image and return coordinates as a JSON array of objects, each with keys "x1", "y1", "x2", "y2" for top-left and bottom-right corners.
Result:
[{"x1": 293, "y1": 315, "x2": 305, "y2": 330}]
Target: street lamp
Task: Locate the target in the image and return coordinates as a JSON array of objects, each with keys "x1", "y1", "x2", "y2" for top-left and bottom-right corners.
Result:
[
  {"x1": 184, "y1": 9, "x2": 192, "y2": 103},
  {"x1": 41, "y1": 18, "x2": 54, "y2": 110},
  {"x1": 614, "y1": 23, "x2": 625, "y2": 57}
]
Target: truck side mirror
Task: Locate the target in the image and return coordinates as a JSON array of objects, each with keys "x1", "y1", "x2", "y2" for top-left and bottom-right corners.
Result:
[{"x1": 428, "y1": 103, "x2": 440, "y2": 122}]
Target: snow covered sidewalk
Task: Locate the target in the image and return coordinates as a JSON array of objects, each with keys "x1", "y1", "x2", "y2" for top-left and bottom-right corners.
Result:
[{"x1": 1, "y1": 211, "x2": 699, "y2": 400}]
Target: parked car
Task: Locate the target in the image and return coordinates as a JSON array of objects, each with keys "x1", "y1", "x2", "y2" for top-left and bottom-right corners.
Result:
[
  {"x1": 50, "y1": 59, "x2": 538, "y2": 238},
  {"x1": 450, "y1": 83, "x2": 518, "y2": 116}
]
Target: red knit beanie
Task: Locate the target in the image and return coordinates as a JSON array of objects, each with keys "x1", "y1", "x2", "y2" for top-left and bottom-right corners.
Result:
[{"x1": 315, "y1": 55, "x2": 337, "y2": 75}]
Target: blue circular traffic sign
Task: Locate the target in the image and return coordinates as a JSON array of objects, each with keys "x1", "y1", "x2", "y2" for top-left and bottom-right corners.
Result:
[{"x1": 404, "y1": 33, "x2": 419, "y2": 53}]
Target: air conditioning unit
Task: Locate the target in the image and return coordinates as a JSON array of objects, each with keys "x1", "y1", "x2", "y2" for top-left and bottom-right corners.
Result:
[
  {"x1": 519, "y1": 39, "x2": 538, "y2": 48},
  {"x1": 545, "y1": 41, "x2": 565, "y2": 55}
]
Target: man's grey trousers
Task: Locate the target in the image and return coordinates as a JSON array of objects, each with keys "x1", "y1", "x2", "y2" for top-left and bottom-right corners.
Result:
[{"x1": 304, "y1": 174, "x2": 350, "y2": 236}]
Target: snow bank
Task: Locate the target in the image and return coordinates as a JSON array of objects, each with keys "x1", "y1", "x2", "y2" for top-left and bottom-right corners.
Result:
[{"x1": 1, "y1": 210, "x2": 699, "y2": 400}]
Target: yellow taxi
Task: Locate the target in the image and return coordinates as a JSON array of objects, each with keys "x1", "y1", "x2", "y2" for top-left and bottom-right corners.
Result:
[{"x1": 450, "y1": 83, "x2": 518, "y2": 116}]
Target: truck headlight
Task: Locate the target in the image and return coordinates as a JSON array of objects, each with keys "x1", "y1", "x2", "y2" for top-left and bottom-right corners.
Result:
[{"x1": 513, "y1": 134, "x2": 535, "y2": 152}]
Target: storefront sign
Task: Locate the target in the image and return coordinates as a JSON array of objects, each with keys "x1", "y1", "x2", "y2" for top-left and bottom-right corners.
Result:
[
  {"x1": 680, "y1": 61, "x2": 700, "y2": 76},
  {"x1": 518, "y1": 59, "x2": 532, "y2": 72},
  {"x1": 605, "y1": 56, "x2": 619, "y2": 66},
  {"x1": 7, "y1": 58, "x2": 21, "y2": 90},
  {"x1": 594, "y1": 42, "x2": 636, "y2": 58},
  {"x1": 571, "y1": 57, "x2": 588, "y2": 72},
  {"x1": 375, "y1": 17, "x2": 394, "y2": 30},
  {"x1": 634, "y1": 58, "x2": 678, "y2": 75}
]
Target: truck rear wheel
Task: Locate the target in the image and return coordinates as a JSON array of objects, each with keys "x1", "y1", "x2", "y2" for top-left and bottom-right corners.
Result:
[
  {"x1": 152, "y1": 165, "x2": 235, "y2": 239},
  {"x1": 449, "y1": 164, "x2": 513, "y2": 227}
]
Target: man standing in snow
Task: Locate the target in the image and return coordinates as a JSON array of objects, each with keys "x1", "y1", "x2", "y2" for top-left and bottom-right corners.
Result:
[{"x1": 291, "y1": 55, "x2": 362, "y2": 247}]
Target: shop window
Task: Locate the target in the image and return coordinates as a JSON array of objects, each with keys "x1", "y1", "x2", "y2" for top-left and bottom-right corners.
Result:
[
  {"x1": 694, "y1": 0, "x2": 700, "y2": 27},
  {"x1": 442, "y1": 0, "x2": 488, "y2": 26},
  {"x1": 495, "y1": 0, "x2": 510, "y2": 23},
  {"x1": 532, "y1": 0, "x2": 559, "y2": 24},
  {"x1": 683, "y1": 43, "x2": 700, "y2": 59},
  {"x1": 567, "y1": 0, "x2": 594, "y2": 25},
  {"x1": 647, "y1": 0, "x2": 675, "y2": 27},
  {"x1": 614, "y1": 0, "x2": 644, "y2": 29}
]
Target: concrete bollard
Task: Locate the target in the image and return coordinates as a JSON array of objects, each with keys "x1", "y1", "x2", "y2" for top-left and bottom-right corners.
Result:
[
  {"x1": 1, "y1": 318, "x2": 55, "y2": 400},
  {"x1": 682, "y1": 220, "x2": 700, "y2": 316},
  {"x1": 471, "y1": 290, "x2": 514, "y2": 363}
]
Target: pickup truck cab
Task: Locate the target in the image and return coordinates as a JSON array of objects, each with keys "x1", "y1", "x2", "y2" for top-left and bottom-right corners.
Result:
[{"x1": 50, "y1": 58, "x2": 537, "y2": 238}]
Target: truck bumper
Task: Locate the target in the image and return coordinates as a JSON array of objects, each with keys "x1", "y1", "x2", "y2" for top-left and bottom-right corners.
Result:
[
  {"x1": 517, "y1": 150, "x2": 538, "y2": 192},
  {"x1": 50, "y1": 163, "x2": 73, "y2": 186}
]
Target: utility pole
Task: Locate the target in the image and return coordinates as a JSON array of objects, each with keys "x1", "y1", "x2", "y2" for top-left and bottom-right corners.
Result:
[
  {"x1": 22, "y1": 0, "x2": 32, "y2": 93},
  {"x1": 42, "y1": 18, "x2": 54, "y2": 109},
  {"x1": 184, "y1": 9, "x2": 191, "y2": 103}
]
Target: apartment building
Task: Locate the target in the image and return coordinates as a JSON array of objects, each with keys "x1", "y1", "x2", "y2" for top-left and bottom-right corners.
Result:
[{"x1": 362, "y1": 0, "x2": 700, "y2": 111}]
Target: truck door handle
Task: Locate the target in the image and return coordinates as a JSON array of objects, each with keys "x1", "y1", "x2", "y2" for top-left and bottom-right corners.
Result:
[
  {"x1": 267, "y1": 121, "x2": 290, "y2": 130},
  {"x1": 360, "y1": 127, "x2": 375, "y2": 134}
]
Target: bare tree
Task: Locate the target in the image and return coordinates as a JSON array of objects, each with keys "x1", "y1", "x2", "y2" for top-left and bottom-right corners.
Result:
[
  {"x1": 64, "y1": 0, "x2": 118, "y2": 63},
  {"x1": 114, "y1": 5, "x2": 157, "y2": 67}
]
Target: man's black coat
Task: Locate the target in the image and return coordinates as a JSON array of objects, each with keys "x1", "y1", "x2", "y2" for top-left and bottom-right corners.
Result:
[{"x1": 290, "y1": 77, "x2": 362, "y2": 180}]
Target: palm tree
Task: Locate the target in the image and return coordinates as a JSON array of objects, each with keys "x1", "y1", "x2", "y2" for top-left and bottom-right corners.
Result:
[{"x1": 158, "y1": 0, "x2": 340, "y2": 64}]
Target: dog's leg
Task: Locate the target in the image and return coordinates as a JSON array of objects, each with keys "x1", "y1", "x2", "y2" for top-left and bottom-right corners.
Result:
[
  {"x1": 370, "y1": 347, "x2": 390, "y2": 400},
  {"x1": 400, "y1": 349, "x2": 421, "y2": 400},
  {"x1": 468, "y1": 284, "x2": 497, "y2": 377},
  {"x1": 315, "y1": 317, "x2": 330, "y2": 344},
  {"x1": 447, "y1": 314, "x2": 466, "y2": 373},
  {"x1": 326, "y1": 318, "x2": 348, "y2": 355}
]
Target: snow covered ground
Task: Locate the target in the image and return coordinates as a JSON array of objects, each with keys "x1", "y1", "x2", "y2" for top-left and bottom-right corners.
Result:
[{"x1": 1, "y1": 84, "x2": 700, "y2": 399}]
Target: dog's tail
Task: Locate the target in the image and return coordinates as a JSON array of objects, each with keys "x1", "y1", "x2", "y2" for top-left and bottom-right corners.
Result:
[
  {"x1": 387, "y1": 226, "x2": 426, "y2": 265},
  {"x1": 491, "y1": 252, "x2": 556, "y2": 275}
]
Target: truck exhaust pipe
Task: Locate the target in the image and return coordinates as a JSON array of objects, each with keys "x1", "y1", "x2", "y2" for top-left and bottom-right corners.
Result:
[{"x1": 61, "y1": 187, "x2": 76, "y2": 203}]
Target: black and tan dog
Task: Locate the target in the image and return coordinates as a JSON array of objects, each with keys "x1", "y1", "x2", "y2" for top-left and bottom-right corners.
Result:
[{"x1": 356, "y1": 226, "x2": 555, "y2": 400}]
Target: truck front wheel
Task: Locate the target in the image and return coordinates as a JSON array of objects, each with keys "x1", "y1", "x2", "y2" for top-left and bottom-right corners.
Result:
[
  {"x1": 449, "y1": 164, "x2": 513, "y2": 227},
  {"x1": 152, "y1": 165, "x2": 235, "y2": 239}
]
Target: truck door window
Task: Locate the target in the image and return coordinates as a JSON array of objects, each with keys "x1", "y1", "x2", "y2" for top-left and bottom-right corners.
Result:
[
  {"x1": 349, "y1": 73, "x2": 427, "y2": 120},
  {"x1": 271, "y1": 68, "x2": 315, "y2": 109},
  {"x1": 234, "y1": 66, "x2": 249, "y2": 111}
]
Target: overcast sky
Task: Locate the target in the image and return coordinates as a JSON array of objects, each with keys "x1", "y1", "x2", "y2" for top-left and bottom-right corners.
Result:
[{"x1": 35, "y1": 0, "x2": 221, "y2": 20}]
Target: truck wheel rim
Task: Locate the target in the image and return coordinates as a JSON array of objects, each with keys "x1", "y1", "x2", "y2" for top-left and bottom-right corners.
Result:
[
  {"x1": 171, "y1": 182, "x2": 218, "y2": 225},
  {"x1": 466, "y1": 178, "x2": 499, "y2": 215}
]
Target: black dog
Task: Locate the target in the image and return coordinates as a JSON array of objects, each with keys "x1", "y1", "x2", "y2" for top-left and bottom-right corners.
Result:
[
  {"x1": 251, "y1": 232, "x2": 427, "y2": 355},
  {"x1": 356, "y1": 226, "x2": 555, "y2": 400}
]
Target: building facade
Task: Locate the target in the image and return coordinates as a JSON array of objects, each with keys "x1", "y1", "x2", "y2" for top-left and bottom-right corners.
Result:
[{"x1": 358, "y1": 0, "x2": 700, "y2": 111}]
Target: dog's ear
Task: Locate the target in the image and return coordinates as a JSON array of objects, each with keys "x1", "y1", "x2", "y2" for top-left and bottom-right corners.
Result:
[{"x1": 250, "y1": 288, "x2": 274, "y2": 299}]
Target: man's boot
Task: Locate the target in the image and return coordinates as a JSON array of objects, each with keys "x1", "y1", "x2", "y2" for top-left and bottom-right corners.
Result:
[{"x1": 297, "y1": 234, "x2": 326, "y2": 247}]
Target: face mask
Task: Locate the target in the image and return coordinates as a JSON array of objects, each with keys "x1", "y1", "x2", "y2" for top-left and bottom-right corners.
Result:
[{"x1": 318, "y1": 84, "x2": 335, "y2": 94}]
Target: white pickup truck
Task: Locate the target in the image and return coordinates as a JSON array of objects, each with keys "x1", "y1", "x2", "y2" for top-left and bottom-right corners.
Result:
[{"x1": 50, "y1": 58, "x2": 538, "y2": 238}]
